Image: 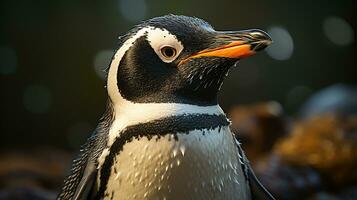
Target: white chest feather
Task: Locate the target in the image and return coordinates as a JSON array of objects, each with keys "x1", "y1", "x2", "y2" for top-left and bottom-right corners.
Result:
[{"x1": 102, "y1": 126, "x2": 250, "y2": 200}]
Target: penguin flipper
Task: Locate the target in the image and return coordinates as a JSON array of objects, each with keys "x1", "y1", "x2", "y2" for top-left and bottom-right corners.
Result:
[
  {"x1": 72, "y1": 161, "x2": 97, "y2": 200},
  {"x1": 233, "y1": 137, "x2": 276, "y2": 200},
  {"x1": 57, "y1": 133, "x2": 101, "y2": 200},
  {"x1": 58, "y1": 103, "x2": 112, "y2": 200},
  {"x1": 247, "y1": 164, "x2": 276, "y2": 200}
]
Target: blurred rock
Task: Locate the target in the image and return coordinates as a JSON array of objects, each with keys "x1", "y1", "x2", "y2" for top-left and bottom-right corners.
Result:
[
  {"x1": 0, "y1": 149, "x2": 72, "y2": 199},
  {"x1": 275, "y1": 115, "x2": 357, "y2": 186},
  {"x1": 300, "y1": 84, "x2": 357, "y2": 118},
  {"x1": 257, "y1": 114, "x2": 357, "y2": 199},
  {"x1": 256, "y1": 156, "x2": 322, "y2": 200},
  {"x1": 228, "y1": 101, "x2": 286, "y2": 163},
  {"x1": 311, "y1": 185, "x2": 357, "y2": 200},
  {"x1": 0, "y1": 187, "x2": 56, "y2": 200}
]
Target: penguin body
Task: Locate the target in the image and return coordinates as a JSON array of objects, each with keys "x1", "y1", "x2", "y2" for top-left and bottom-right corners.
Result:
[
  {"x1": 58, "y1": 15, "x2": 274, "y2": 200},
  {"x1": 102, "y1": 118, "x2": 249, "y2": 200}
]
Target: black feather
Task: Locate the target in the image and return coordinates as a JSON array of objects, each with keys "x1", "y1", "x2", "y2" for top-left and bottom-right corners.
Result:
[
  {"x1": 233, "y1": 132, "x2": 276, "y2": 200},
  {"x1": 57, "y1": 102, "x2": 114, "y2": 200}
]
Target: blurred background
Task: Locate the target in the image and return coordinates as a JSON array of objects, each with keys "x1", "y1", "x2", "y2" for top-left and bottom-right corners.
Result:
[{"x1": 0, "y1": 0, "x2": 356, "y2": 199}]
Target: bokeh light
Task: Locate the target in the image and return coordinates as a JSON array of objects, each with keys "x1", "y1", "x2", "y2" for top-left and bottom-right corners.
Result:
[
  {"x1": 0, "y1": 46, "x2": 17, "y2": 75},
  {"x1": 23, "y1": 85, "x2": 52, "y2": 114},
  {"x1": 266, "y1": 101, "x2": 283, "y2": 116},
  {"x1": 323, "y1": 16, "x2": 354, "y2": 46},
  {"x1": 118, "y1": 0, "x2": 147, "y2": 23},
  {"x1": 266, "y1": 26, "x2": 294, "y2": 61},
  {"x1": 93, "y1": 49, "x2": 115, "y2": 79}
]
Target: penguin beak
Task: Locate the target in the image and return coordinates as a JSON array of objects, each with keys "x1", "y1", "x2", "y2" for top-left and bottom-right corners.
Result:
[{"x1": 180, "y1": 29, "x2": 272, "y2": 64}]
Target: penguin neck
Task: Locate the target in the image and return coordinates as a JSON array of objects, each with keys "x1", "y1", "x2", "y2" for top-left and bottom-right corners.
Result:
[{"x1": 106, "y1": 95, "x2": 226, "y2": 146}]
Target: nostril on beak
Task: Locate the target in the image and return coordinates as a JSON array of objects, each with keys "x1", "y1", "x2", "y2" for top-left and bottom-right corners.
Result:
[{"x1": 249, "y1": 29, "x2": 272, "y2": 42}]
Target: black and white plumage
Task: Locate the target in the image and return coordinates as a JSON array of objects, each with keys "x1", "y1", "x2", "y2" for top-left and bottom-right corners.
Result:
[{"x1": 57, "y1": 15, "x2": 274, "y2": 200}]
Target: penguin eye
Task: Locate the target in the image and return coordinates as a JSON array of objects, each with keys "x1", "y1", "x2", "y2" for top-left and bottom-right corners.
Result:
[
  {"x1": 160, "y1": 46, "x2": 177, "y2": 59},
  {"x1": 145, "y1": 27, "x2": 183, "y2": 63}
]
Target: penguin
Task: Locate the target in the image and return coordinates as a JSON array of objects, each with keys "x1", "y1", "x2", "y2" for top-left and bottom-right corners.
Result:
[{"x1": 57, "y1": 15, "x2": 275, "y2": 200}]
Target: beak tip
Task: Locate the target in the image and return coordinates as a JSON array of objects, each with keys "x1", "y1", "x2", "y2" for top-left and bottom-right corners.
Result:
[{"x1": 248, "y1": 30, "x2": 273, "y2": 52}]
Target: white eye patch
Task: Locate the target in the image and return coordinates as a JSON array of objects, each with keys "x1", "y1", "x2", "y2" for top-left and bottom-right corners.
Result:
[{"x1": 146, "y1": 27, "x2": 184, "y2": 63}]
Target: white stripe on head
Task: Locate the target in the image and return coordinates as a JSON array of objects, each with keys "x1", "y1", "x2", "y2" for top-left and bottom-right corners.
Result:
[
  {"x1": 107, "y1": 26, "x2": 184, "y2": 103},
  {"x1": 107, "y1": 27, "x2": 152, "y2": 104}
]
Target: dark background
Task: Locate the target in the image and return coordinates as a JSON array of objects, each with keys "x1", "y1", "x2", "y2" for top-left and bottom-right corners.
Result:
[{"x1": 0, "y1": 0, "x2": 356, "y2": 150}]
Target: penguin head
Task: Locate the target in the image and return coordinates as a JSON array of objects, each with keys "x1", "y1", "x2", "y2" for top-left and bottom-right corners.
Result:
[{"x1": 107, "y1": 15, "x2": 272, "y2": 106}]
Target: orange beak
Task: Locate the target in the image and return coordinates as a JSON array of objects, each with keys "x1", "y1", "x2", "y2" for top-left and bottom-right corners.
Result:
[{"x1": 180, "y1": 29, "x2": 272, "y2": 64}]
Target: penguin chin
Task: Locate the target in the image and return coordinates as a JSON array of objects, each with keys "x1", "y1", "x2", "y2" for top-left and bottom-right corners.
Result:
[
  {"x1": 182, "y1": 57, "x2": 238, "y2": 87},
  {"x1": 173, "y1": 57, "x2": 238, "y2": 104}
]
